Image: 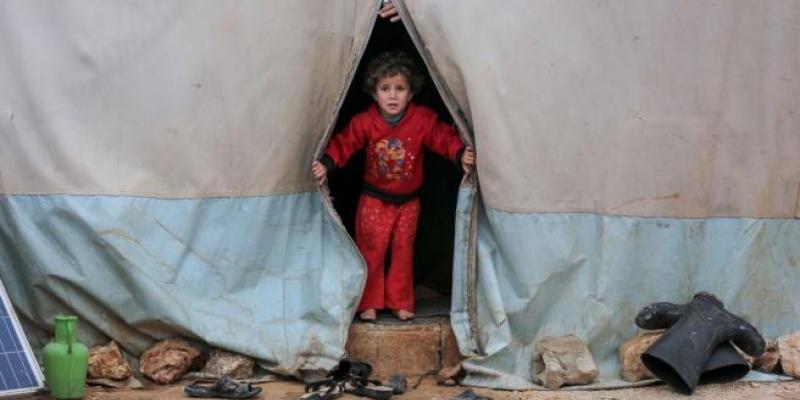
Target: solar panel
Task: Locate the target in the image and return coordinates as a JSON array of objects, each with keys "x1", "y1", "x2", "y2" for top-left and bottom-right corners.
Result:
[{"x1": 0, "y1": 278, "x2": 44, "y2": 397}]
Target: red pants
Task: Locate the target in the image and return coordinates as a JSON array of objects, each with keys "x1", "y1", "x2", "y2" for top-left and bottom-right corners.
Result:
[{"x1": 355, "y1": 194, "x2": 420, "y2": 312}]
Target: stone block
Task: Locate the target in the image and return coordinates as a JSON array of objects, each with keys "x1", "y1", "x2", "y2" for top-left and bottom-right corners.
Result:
[
  {"x1": 778, "y1": 331, "x2": 800, "y2": 378},
  {"x1": 346, "y1": 322, "x2": 441, "y2": 379},
  {"x1": 533, "y1": 335, "x2": 598, "y2": 389},
  {"x1": 88, "y1": 341, "x2": 132, "y2": 380},
  {"x1": 441, "y1": 324, "x2": 464, "y2": 370},
  {"x1": 139, "y1": 339, "x2": 202, "y2": 384},
  {"x1": 751, "y1": 338, "x2": 780, "y2": 372},
  {"x1": 618, "y1": 331, "x2": 662, "y2": 382},
  {"x1": 346, "y1": 323, "x2": 378, "y2": 363},
  {"x1": 202, "y1": 349, "x2": 255, "y2": 379}
]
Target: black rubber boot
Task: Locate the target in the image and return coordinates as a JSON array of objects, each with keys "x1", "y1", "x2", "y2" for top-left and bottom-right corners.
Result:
[
  {"x1": 699, "y1": 342, "x2": 750, "y2": 385},
  {"x1": 635, "y1": 292, "x2": 765, "y2": 394},
  {"x1": 635, "y1": 298, "x2": 751, "y2": 385}
]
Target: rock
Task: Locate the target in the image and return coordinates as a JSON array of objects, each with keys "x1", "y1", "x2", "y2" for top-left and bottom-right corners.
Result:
[
  {"x1": 139, "y1": 339, "x2": 203, "y2": 384},
  {"x1": 437, "y1": 363, "x2": 464, "y2": 386},
  {"x1": 86, "y1": 376, "x2": 143, "y2": 389},
  {"x1": 88, "y1": 341, "x2": 132, "y2": 380},
  {"x1": 201, "y1": 349, "x2": 254, "y2": 379},
  {"x1": 738, "y1": 337, "x2": 779, "y2": 372},
  {"x1": 778, "y1": 331, "x2": 800, "y2": 378},
  {"x1": 753, "y1": 338, "x2": 780, "y2": 372},
  {"x1": 618, "y1": 331, "x2": 663, "y2": 382},
  {"x1": 532, "y1": 335, "x2": 598, "y2": 389}
]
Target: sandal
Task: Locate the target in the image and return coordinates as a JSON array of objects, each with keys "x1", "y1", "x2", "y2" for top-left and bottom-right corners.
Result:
[
  {"x1": 342, "y1": 380, "x2": 394, "y2": 400},
  {"x1": 299, "y1": 393, "x2": 341, "y2": 400},
  {"x1": 301, "y1": 380, "x2": 343, "y2": 400},
  {"x1": 184, "y1": 375, "x2": 262, "y2": 399},
  {"x1": 305, "y1": 359, "x2": 392, "y2": 400}
]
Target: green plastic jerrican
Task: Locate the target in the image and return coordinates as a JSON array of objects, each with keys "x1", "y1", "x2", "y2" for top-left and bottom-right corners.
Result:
[{"x1": 43, "y1": 315, "x2": 89, "y2": 399}]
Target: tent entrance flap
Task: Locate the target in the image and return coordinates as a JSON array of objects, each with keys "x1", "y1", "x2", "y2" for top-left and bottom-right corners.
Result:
[
  {"x1": 315, "y1": 1, "x2": 481, "y2": 328},
  {"x1": 1, "y1": 1, "x2": 382, "y2": 379},
  {"x1": 393, "y1": 0, "x2": 482, "y2": 353}
]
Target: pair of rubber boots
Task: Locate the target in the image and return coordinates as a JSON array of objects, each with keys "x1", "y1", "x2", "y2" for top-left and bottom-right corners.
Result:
[{"x1": 635, "y1": 292, "x2": 766, "y2": 394}]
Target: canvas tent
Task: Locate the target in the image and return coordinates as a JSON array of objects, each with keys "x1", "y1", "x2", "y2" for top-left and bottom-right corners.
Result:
[{"x1": 1, "y1": 0, "x2": 799, "y2": 390}]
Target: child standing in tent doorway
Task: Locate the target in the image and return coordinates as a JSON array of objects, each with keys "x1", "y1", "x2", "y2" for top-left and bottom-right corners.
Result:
[{"x1": 311, "y1": 51, "x2": 475, "y2": 321}]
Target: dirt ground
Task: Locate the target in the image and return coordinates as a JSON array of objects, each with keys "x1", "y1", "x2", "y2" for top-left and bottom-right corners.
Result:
[{"x1": 19, "y1": 378, "x2": 800, "y2": 400}]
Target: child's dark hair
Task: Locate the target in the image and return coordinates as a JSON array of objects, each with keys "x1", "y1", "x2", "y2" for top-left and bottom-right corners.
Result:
[{"x1": 362, "y1": 50, "x2": 424, "y2": 95}]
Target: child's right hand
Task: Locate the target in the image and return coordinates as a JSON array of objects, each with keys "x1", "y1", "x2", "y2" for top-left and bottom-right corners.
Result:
[{"x1": 311, "y1": 161, "x2": 328, "y2": 185}]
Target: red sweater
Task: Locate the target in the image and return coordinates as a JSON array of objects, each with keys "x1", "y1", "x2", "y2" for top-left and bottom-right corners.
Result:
[{"x1": 321, "y1": 103, "x2": 465, "y2": 200}]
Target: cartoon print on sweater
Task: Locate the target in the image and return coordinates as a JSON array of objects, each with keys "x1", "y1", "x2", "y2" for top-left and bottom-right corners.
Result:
[{"x1": 369, "y1": 138, "x2": 414, "y2": 181}]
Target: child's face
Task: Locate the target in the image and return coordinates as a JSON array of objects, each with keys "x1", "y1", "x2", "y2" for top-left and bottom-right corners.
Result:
[{"x1": 374, "y1": 73, "x2": 412, "y2": 118}]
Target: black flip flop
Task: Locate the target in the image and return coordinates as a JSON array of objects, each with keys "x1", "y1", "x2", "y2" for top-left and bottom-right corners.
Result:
[{"x1": 184, "y1": 375, "x2": 262, "y2": 399}]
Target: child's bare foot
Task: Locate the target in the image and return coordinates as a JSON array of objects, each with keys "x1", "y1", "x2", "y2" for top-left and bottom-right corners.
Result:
[
  {"x1": 359, "y1": 309, "x2": 377, "y2": 321},
  {"x1": 393, "y1": 310, "x2": 414, "y2": 321}
]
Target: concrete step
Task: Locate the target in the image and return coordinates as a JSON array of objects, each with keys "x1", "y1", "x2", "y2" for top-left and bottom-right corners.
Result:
[{"x1": 345, "y1": 316, "x2": 464, "y2": 380}]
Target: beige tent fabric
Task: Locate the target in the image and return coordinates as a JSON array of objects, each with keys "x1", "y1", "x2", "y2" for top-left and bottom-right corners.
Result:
[
  {"x1": 3, "y1": 1, "x2": 798, "y2": 215},
  {"x1": 0, "y1": 1, "x2": 376, "y2": 197},
  {"x1": 402, "y1": 0, "x2": 800, "y2": 218}
]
